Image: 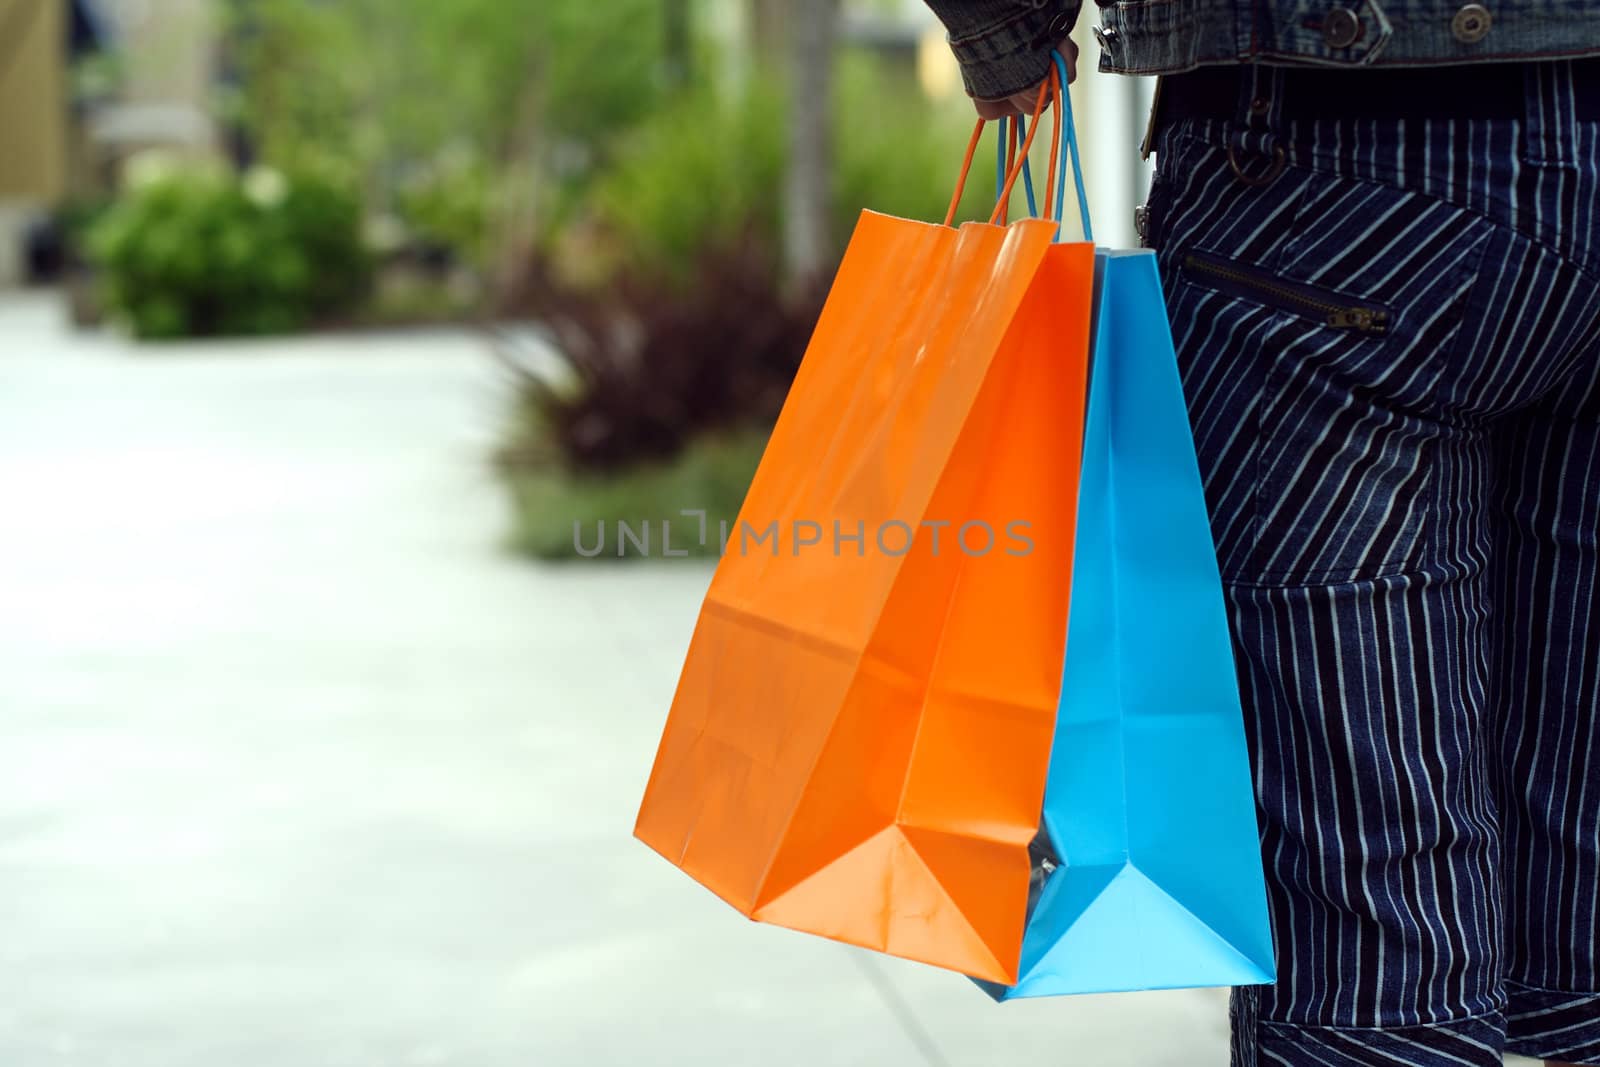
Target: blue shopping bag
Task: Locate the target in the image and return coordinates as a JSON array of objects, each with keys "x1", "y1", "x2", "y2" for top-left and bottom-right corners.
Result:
[{"x1": 978, "y1": 56, "x2": 1276, "y2": 999}]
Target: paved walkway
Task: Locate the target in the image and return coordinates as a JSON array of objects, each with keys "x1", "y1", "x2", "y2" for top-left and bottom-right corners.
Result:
[{"x1": 0, "y1": 294, "x2": 1538, "y2": 1066}]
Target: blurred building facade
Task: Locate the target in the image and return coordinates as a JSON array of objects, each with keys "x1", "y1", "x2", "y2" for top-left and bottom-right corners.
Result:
[
  {"x1": 0, "y1": 0, "x2": 68, "y2": 204},
  {"x1": 0, "y1": 0, "x2": 217, "y2": 287},
  {"x1": 87, "y1": 0, "x2": 219, "y2": 165},
  {"x1": 0, "y1": 0, "x2": 69, "y2": 283}
]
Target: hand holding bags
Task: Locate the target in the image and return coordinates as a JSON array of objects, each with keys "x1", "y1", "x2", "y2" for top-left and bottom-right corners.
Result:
[{"x1": 636, "y1": 62, "x2": 1275, "y2": 996}]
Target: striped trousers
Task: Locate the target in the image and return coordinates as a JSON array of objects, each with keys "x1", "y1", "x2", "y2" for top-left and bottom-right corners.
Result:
[{"x1": 1145, "y1": 60, "x2": 1600, "y2": 1065}]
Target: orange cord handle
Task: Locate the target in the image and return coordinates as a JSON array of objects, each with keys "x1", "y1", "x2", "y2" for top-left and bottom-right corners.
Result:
[
  {"x1": 1044, "y1": 67, "x2": 1063, "y2": 221},
  {"x1": 943, "y1": 74, "x2": 1058, "y2": 229}
]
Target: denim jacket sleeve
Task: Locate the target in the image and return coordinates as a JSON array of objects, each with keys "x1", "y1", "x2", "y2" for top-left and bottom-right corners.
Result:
[{"x1": 922, "y1": 0, "x2": 1081, "y2": 100}]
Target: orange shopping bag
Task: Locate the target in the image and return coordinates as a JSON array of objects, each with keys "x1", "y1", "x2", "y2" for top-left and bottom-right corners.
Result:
[{"x1": 635, "y1": 87, "x2": 1094, "y2": 985}]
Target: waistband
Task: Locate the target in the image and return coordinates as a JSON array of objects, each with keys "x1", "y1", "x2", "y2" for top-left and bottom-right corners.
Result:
[{"x1": 1158, "y1": 59, "x2": 1600, "y2": 125}]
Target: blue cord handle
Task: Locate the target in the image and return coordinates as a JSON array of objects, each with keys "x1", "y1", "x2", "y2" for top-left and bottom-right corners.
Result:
[
  {"x1": 990, "y1": 51, "x2": 1093, "y2": 242},
  {"x1": 1050, "y1": 49, "x2": 1093, "y2": 243},
  {"x1": 996, "y1": 117, "x2": 1007, "y2": 201},
  {"x1": 1016, "y1": 117, "x2": 1039, "y2": 219},
  {"x1": 994, "y1": 118, "x2": 1039, "y2": 220}
]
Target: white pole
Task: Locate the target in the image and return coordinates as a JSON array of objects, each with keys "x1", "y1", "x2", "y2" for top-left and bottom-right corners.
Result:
[{"x1": 1067, "y1": 23, "x2": 1157, "y2": 247}]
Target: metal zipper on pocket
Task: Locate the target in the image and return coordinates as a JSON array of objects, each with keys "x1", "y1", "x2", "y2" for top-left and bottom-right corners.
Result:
[{"x1": 1182, "y1": 251, "x2": 1392, "y2": 336}]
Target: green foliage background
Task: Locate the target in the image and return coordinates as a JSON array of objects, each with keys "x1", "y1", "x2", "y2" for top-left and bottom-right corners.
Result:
[
  {"x1": 90, "y1": 167, "x2": 370, "y2": 339},
  {"x1": 588, "y1": 53, "x2": 1003, "y2": 285},
  {"x1": 225, "y1": 0, "x2": 669, "y2": 270},
  {"x1": 225, "y1": 0, "x2": 995, "y2": 283}
]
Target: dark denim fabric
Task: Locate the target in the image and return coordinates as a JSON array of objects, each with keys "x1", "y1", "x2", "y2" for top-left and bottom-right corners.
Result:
[
  {"x1": 1098, "y1": 0, "x2": 1600, "y2": 73},
  {"x1": 923, "y1": 0, "x2": 1081, "y2": 97},
  {"x1": 1143, "y1": 60, "x2": 1600, "y2": 1065},
  {"x1": 924, "y1": 0, "x2": 1600, "y2": 85}
]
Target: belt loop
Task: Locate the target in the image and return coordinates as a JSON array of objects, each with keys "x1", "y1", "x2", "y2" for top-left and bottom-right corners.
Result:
[
  {"x1": 1522, "y1": 60, "x2": 1574, "y2": 166},
  {"x1": 1228, "y1": 64, "x2": 1288, "y2": 186}
]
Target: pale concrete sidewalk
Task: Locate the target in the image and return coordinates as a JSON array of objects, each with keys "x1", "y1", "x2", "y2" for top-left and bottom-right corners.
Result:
[{"x1": 0, "y1": 293, "x2": 1538, "y2": 1067}]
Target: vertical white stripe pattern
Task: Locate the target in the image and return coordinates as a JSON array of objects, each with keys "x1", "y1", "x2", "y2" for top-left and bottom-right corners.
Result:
[{"x1": 1146, "y1": 58, "x2": 1600, "y2": 1067}]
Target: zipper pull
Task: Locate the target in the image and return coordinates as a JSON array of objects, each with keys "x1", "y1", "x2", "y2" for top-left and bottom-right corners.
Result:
[{"x1": 1326, "y1": 308, "x2": 1390, "y2": 334}]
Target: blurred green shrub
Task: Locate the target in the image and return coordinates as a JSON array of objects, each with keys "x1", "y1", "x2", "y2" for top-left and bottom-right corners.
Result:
[
  {"x1": 589, "y1": 84, "x2": 785, "y2": 285},
  {"x1": 89, "y1": 164, "x2": 371, "y2": 339},
  {"x1": 393, "y1": 152, "x2": 492, "y2": 264},
  {"x1": 588, "y1": 53, "x2": 1000, "y2": 284},
  {"x1": 833, "y1": 55, "x2": 995, "y2": 239},
  {"x1": 228, "y1": 0, "x2": 666, "y2": 277}
]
